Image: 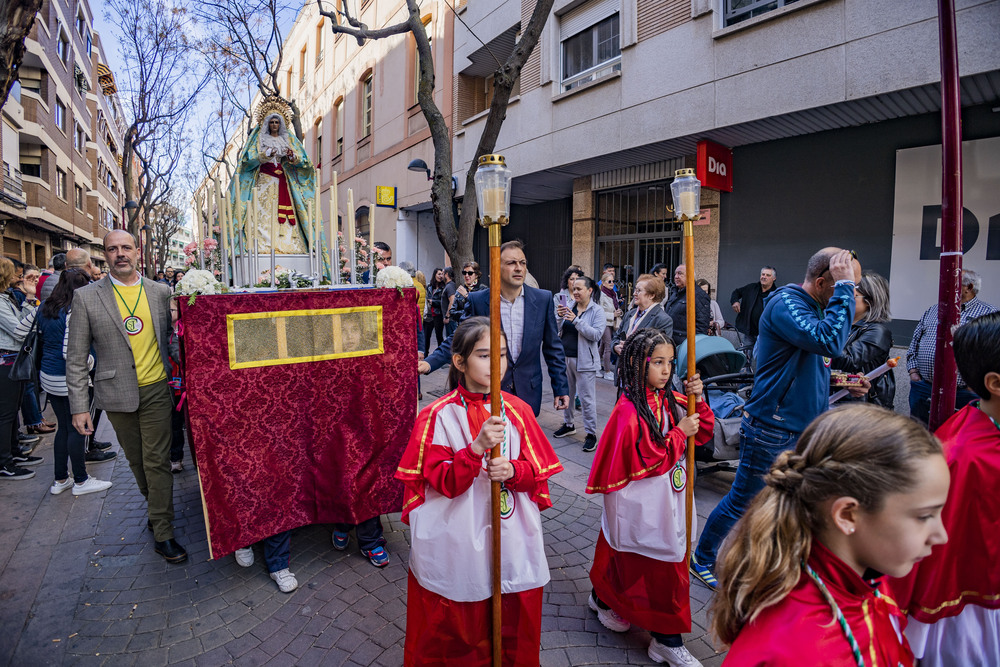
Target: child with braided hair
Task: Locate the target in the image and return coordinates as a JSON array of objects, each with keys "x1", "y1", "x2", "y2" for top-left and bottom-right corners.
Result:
[
  {"x1": 585, "y1": 327, "x2": 714, "y2": 666},
  {"x1": 713, "y1": 404, "x2": 950, "y2": 666}
]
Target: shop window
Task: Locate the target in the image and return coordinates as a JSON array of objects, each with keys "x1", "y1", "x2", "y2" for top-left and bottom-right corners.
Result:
[
  {"x1": 724, "y1": 0, "x2": 802, "y2": 27},
  {"x1": 360, "y1": 72, "x2": 373, "y2": 139},
  {"x1": 56, "y1": 168, "x2": 66, "y2": 199},
  {"x1": 561, "y1": 12, "x2": 620, "y2": 92}
]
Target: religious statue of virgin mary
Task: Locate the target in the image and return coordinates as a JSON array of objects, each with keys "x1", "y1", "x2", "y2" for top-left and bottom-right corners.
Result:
[{"x1": 232, "y1": 97, "x2": 330, "y2": 276}]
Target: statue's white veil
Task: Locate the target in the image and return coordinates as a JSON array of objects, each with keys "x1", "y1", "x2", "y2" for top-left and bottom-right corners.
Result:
[{"x1": 259, "y1": 113, "x2": 290, "y2": 160}]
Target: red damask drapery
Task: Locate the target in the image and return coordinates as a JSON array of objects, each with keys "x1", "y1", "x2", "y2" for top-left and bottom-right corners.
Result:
[{"x1": 179, "y1": 288, "x2": 417, "y2": 558}]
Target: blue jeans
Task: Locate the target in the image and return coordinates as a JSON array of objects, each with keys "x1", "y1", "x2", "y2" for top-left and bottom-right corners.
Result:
[
  {"x1": 908, "y1": 378, "x2": 979, "y2": 426},
  {"x1": 262, "y1": 530, "x2": 292, "y2": 573},
  {"x1": 334, "y1": 516, "x2": 385, "y2": 552},
  {"x1": 21, "y1": 381, "x2": 43, "y2": 426},
  {"x1": 694, "y1": 414, "x2": 799, "y2": 571}
]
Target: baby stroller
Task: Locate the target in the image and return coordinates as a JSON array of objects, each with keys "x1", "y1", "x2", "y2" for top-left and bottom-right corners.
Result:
[{"x1": 675, "y1": 335, "x2": 754, "y2": 476}]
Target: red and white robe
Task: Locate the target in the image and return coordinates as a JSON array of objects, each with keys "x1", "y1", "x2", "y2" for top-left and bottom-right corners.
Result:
[
  {"x1": 586, "y1": 389, "x2": 714, "y2": 634},
  {"x1": 395, "y1": 385, "x2": 562, "y2": 667},
  {"x1": 725, "y1": 541, "x2": 914, "y2": 666},
  {"x1": 892, "y1": 403, "x2": 1000, "y2": 666}
]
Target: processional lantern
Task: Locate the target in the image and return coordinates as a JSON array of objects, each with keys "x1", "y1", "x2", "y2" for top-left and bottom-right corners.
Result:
[
  {"x1": 474, "y1": 154, "x2": 512, "y2": 229},
  {"x1": 669, "y1": 167, "x2": 701, "y2": 220}
]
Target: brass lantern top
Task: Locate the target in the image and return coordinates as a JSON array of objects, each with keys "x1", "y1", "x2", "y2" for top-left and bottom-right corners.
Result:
[{"x1": 478, "y1": 154, "x2": 507, "y2": 167}]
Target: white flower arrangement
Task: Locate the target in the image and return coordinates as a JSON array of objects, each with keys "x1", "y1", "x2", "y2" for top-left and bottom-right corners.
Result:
[
  {"x1": 174, "y1": 269, "x2": 225, "y2": 303},
  {"x1": 375, "y1": 266, "x2": 413, "y2": 289}
]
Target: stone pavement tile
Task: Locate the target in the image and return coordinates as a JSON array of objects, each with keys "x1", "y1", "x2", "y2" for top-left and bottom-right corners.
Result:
[
  {"x1": 540, "y1": 647, "x2": 572, "y2": 666},
  {"x1": 224, "y1": 634, "x2": 262, "y2": 660},
  {"x1": 194, "y1": 645, "x2": 232, "y2": 666},
  {"x1": 124, "y1": 630, "x2": 160, "y2": 651},
  {"x1": 198, "y1": 625, "x2": 235, "y2": 652},
  {"x1": 167, "y1": 636, "x2": 205, "y2": 663},
  {"x1": 312, "y1": 627, "x2": 345, "y2": 650},
  {"x1": 373, "y1": 644, "x2": 405, "y2": 667},
  {"x1": 233, "y1": 648, "x2": 271, "y2": 666}
]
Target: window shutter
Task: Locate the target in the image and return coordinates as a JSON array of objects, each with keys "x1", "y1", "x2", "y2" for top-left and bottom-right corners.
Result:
[{"x1": 560, "y1": 0, "x2": 619, "y2": 40}]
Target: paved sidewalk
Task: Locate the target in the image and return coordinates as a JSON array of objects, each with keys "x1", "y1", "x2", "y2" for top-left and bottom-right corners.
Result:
[{"x1": 1, "y1": 365, "x2": 731, "y2": 666}]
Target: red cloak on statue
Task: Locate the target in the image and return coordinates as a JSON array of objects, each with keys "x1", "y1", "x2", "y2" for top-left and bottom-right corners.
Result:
[
  {"x1": 586, "y1": 389, "x2": 713, "y2": 634},
  {"x1": 725, "y1": 541, "x2": 914, "y2": 667},
  {"x1": 892, "y1": 403, "x2": 1000, "y2": 622},
  {"x1": 396, "y1": 386, "x2": 562, "y2": 667},
  {"x1": 259, "y1": 161, "x2": 297, "y2": 226}
]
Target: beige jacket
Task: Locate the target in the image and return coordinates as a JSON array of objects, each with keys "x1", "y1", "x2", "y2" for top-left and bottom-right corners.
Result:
[{"x1": 66, "y1": 276, "x2": 172, "y2": 414}]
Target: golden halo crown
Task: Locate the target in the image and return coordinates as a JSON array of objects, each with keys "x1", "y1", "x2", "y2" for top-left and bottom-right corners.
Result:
[{"x1": 254, "y1": 96, "x2": 293, "y2": 130}]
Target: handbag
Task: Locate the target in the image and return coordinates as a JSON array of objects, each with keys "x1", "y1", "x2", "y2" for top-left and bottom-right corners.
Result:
[{"x1": 8, "y1": 313, "x2": 40, "y2": 382}]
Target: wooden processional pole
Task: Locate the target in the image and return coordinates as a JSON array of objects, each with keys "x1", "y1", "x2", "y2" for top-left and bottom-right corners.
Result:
[
  {"x1": 477, "y1": 153, "x2": 508, "y2": 667},
  {"x1": 683, "y1": 217, "x2": 697, "y2": 559}
]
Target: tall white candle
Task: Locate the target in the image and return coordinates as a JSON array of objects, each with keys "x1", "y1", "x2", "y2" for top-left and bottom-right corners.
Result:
[
  {"x1": 214, "y1": 177, "x2": 228, "y2": 285},
  {"x1": 330, "y1": 172, "x2": 338, "y2": 284},
  {"x1": 346, "y1": 188, "x2": 356, "y2": 284},
  {"x1": 679, "y1": 191, "x2": 697, "y2": 218}
]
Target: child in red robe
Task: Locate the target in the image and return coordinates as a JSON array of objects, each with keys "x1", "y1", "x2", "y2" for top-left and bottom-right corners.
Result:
[
  {"x1": 586, "y1": 328, "x2": 714, "y2": 666},
  {"x1": 711, "y1": 403, "x2": 951, "y2": 666},
  {"x1": 892, "y1": 311, "x2": 1000, "y2": 666},
  {"x1": 396, "y1": 317, "x2": 562, "y2": 667}
]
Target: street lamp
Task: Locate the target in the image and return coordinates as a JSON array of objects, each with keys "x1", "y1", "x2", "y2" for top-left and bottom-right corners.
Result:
[
  {"x1": 121, "y1": 200, "x2": 138, "y2": 230},
  {"x1": 407, "y1": 158, "x2": 432, "y2": 181},
  {"x1": 472, "y1": 153, "x2": 513, "y2": 667}
]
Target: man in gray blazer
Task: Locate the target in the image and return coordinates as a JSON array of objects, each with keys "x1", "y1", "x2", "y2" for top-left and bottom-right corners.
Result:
[{"x1": 67, "y1": 230, "x2": 186, "y2": 564}]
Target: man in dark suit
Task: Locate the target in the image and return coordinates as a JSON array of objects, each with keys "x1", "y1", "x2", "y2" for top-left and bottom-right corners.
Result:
[{"x1": 418, "y1": 240, "x2": 569, "y2": 416}]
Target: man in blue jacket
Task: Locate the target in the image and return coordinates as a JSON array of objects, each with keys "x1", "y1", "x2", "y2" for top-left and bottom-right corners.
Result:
[
  {"x1": 690, "y1": 248, "x2": 865, "y2": 588},
  {"x1": 418, "y1": 240, "x2": 569, "y2": 416}
]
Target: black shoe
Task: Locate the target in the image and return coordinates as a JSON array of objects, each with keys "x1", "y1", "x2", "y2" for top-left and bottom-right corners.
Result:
[
  {"x1": 91, "y1": 440, "x2": 113, "y2": 451},
  {"x1": 85, "y1": 449, "x2": 117, "y2": 463},
  {"x1": 17, "y1": 432, "x2": 40, "y2": 445},
  {"x1": 12, "y1": 453, "x2": 43, "y2": 466},
  {"x1": 582, "y1": 433, "x2": 597, "y2": 452},
  {"x1": 154, "y1": 538, "x2": 188, "y2": 564},
  {"x1": 0, "y1": 463, "x2": 36, "y2": 480},
  {"x1": 553, "y1": 424, "x2": 576, "y2": 438}
]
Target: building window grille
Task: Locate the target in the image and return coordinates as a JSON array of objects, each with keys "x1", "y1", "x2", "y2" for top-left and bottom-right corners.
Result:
[
  {"x1": 56, "y1": 168, "x2": 66, "y2": 199},
  {"x1": 724, "y1": 0, "x2": 801, "y2": 27},
  {"x1": 55, "y1": 99, "x2": 66, "y2": 132},
  {"x1": 561, "y1": 13, "x2": 620, "y2": 92},
  {"x1": 361, "y1": 74, "x2": 373, "y2": 139},
  {"x1": 58, "y1": 32, "x2": 69, "y2": 64},
  {"x1": 74, "y1": 184, "x2": 84, "y2": 210}
]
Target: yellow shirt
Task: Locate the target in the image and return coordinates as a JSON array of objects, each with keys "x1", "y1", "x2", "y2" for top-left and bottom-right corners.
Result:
[
  {"x1": 415, "y1": 281, "x2": 427, "y2": 318},
  {"x1": 111, "y1": 281, "x2": 166, "y2": 387}
]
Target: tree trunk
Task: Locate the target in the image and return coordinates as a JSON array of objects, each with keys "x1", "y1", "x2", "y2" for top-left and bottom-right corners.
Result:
[{"x1": 0, "y1": 0, "x2": 42, "y2": 108}]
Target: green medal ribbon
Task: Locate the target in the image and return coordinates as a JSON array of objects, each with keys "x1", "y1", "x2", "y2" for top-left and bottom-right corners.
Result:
[{"x1": 111, "y1": 280, "x2": 145, "y2": 336}]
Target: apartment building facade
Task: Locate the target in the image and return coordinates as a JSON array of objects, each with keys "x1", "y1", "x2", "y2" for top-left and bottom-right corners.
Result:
[
  {"x1": 0, "y1": 0, "x2": 127, "y2": 271},
  {"x1": 202, "y1": 0, "x2": 457, "y2": 276},
  {"x1": 453, "y1": 0, "x2": 1000, "y2": 336}
]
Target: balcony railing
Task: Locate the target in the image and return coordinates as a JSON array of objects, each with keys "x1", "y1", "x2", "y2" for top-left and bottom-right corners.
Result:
[{"x1": 2, "y1": 163, "x2": 25, "y2": 204}]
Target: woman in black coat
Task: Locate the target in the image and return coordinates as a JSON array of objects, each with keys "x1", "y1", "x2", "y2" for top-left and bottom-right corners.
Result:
[
  {"x1": 423, "y1": 268, "x2": 446, "y2": 353},
  {"x1": 831, "y1": 272, "x2": 895, "y2": 408}
]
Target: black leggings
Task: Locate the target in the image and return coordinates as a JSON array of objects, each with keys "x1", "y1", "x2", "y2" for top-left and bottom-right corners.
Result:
[
  {"x1": 50, "y1": 394, "x2": 87, "y2": 483},
  {"x1": 423, "y1": 314, "x2": 444, "y2": 352}
]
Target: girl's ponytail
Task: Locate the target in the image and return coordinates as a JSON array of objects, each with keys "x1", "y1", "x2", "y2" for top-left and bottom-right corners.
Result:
[{"x1": 710, "y1": 404, "x2": 941, "y2": 646}]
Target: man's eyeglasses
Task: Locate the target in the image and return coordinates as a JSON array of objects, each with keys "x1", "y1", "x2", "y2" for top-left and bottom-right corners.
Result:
[{"x1": 462, "y1": 270, "x2": 476, "y2": 276}]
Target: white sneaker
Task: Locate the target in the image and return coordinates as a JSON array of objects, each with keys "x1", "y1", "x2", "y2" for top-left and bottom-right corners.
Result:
[
  {"x1": 270, "y1": 568, "x2": 298, "y2": 593},
  {"x1": 234, "y1": 547, "x2": 254, "y2": 567},
  {"x1": 170, "y1": 461, "x2": 183, "y2": 473},
  {"x1": 72, "y1": 477, "x2": 112, "y2": 496},
  {"x1": 648, "y1": 639, "x2": 703, "y2": 666},
  {"x1": 588, "y1": 594, "x2": 630, "y2": 632},
  {"x1": 50, "y1": 478, "x2": 73, "y2": 495},
  {"x1": 604, "y1": 371, "x2": 616, "y2": 380}
]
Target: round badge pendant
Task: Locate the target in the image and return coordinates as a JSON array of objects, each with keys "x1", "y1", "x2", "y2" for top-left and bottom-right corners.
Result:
[
  {"x1": 670, "y1": 464, "x2": 686, "y2": 493},
  {"x1": 123, "y1": 315, "x2": 144, "y2": 336},
  {"x1": 499, "y1": 486, "x2": 516, "y2": 519}
]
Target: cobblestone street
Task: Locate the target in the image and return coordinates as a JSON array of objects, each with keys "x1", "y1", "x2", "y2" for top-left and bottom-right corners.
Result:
[{"x1": 1, "y1": 367, "x2": 730, "y2": 666}]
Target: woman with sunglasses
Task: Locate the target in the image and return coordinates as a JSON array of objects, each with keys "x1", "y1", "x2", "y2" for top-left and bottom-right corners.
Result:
[
  {"x1": 448, "y1": 262, "x2": 487, "y2": 325},
  {"x1": 830, "y1": 271, "x2": 895, "y2": 407}
]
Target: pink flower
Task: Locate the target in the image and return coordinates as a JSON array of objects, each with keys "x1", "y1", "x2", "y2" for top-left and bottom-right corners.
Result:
[
  {"x1": 213, "y1": 270, "x2": 221, "y2": 277},
  {"x1": 183, "y1": 241, "x2": 198, "y2": 254},
  {"x1": 213, "y1": 226, "x2": 221, "y2": 234},
  {"x1": 184, "y1": 256, "x2": 195, "y2": 266},
  {"x1": 203, "y1": 239, "x2": 219, "y2": 251},
  {"x1": 355, "y1": 237, "x2": 365, "y2": 244},
  {"x1": 339, "y1": 246, "x2": 347, "y2": 254}
]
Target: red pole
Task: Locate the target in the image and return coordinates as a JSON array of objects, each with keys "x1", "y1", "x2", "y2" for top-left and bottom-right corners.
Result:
[{"x1": 929, "y1": 0, "x2": 963, "y2": 431}]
